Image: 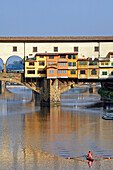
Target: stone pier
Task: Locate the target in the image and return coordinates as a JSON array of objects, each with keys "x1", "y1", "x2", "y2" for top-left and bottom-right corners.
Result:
[
  {"x1": 36, "y1": 78, "x2": 77, "y2": 105},
  {"x1": 0, "y1": 81, "x2": 6, "y2": 94}
]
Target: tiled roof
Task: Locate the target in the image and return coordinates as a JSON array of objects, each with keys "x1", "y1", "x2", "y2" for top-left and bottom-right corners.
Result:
[
  {"x1": 35, "y1": 53, "x2": 78, "y2": 56},
  {"x1": 0, "y1": 36, "x2": 113, "y2": 42}
]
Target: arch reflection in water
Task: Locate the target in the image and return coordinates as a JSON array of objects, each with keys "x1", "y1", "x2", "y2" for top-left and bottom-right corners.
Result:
[{"x1": 0, "y1": 86, "x2": 113, "y2": 169}]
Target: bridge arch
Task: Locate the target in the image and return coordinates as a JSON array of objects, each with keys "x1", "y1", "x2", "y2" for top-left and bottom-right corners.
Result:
[
  {"x1": 0, "y1": 58, "x2": 4, "y2": 72},
  {"x1": 6, "y1": 55, "x2": 24, "y2": 72}
]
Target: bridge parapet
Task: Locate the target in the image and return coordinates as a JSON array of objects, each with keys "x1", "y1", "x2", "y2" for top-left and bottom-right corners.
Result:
[
  {"x1": 0, "y1": 72, "x2": 78, "y2": 103},
  {"x1": 0, "y1": 73, "x2": 40, "y2": 93}
]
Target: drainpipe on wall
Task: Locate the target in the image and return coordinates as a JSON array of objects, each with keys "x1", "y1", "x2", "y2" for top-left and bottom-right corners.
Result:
[
  {"x1": 98, "y1": 42, "x2": 100, "y2": 79},
  {"x1": 3, "y1": 63, "x2": 6, "y2": 73}
]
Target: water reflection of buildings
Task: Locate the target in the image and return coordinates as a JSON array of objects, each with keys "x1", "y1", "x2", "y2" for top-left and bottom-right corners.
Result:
[{"x1": 1, "y1": 104, "x2": 113, "y2": 169}]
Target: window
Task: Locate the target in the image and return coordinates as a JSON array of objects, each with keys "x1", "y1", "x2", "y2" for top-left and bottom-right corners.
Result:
[
  {"x1": 47, "y1": 62, "x2": 50, "y2": 65},
  {"x1": 38, "y1": 70, "x2": 46, "y2": 74},
  {"x1": 73, "y1": 55, "x2": 76, "y2": 59},
  {"x1": 102, "y1": 71, "x2": 107, "y2": 75},
  {"x1": 49, "y1": 70, "x2": 54, "y2": 74},
  {"x1": 111, "y1": 71, "x2": 113, "y2": 75},
  {"x1": 49, "y1": 56, "x2": 54, "y2": 59},
  {"x1": 68, "y1": 55, "x2": 71, "y2": 59},
  {"x1": 27, "y1": 70, "x2": 35, "y2": 74},
  {"x1": 60, "y1": 55, "x2": 66, "y2": 58},
  {"x1": 33, "y1": 47, "x2": 37, "y2": 52},
  {"x1": 111, "y1": 63, "x2": 113, "y2": 66},
  {"x1": 59, "y1": 70, "x2": 66, "y2": 74},
  {"x1": 73, "y1": 62, "x2": 76, "y2": 66},
  {"x1": 105, "y1": 62, "x2": 109, "y2": 65},
  {"x1": 94, "y1": 46, "x2": 99, "y2": 52},
  {"x1": 40, "y1": 56, "x2": 44, "y2": 58},
  {"x1": 59, "y1": 63, "x2": 66, "y2": 66},
  {"x1": 63, "y1": 63, "x2": 66, "y2": 66},
  {"x1": 80, "y1": 70, "x2": 85, "y2": 74},
  {"x1": 68, "y1": 55, "x2": 76, "y2": 59},
  {"x1": 54, "y1": 47, "x2": 58, "y2": 52},
  {"x1": 79, "y1": 61, "x2": 87, "y2": 65},
  {"x1": 74, "y1": 47, "x2": 78, "y2": 52},
  {"x1": 68, "y1": 62, "x2": 72, "y2": 66},
  {"x1": 39, "y1": 62, "x2": 44, "y2": 66},
  {"x1": 71, "y1": 70, "x2": 76, "y2": 74},
  {"x1": 29, "y1": 62, "x2": 35, "y2": 66},
  {"x1": 13, "y1": 46, "x2": 17, "y2": 52},
  {"x1": 89, "y1": 61, "x2": 97, "y2": 65},
  {"x1": 91, "y1": 69, "x2": 97, "y2": 75},
  {"x1": 101, "y1": 62, "x2": 104, "y2": 65}
]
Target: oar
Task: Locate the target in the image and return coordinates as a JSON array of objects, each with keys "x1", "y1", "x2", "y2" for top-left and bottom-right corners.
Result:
[
  {"x1": 66, "y1": 155, "x2": 86, "y2": 159},
  {"x1": 93, "y1": 155, "x2": 104, "y2": 158},
  {"x1": 94, "y1": 156, "x2": 112, "y2": 161}
]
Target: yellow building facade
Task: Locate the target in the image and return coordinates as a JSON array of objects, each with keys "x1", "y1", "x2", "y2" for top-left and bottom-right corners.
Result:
[
  {"x1": 25, "y1": 55, "x2": 46, "y2": 78},
  {"x1": 68, "y1": 53, "x2": 78, "y2": 78}
]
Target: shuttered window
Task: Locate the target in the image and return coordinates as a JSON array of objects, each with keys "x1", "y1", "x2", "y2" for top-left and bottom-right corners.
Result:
[
  {"x1": 74, "y1": 47, "x2": 78, "y2": 52},
  {"x1": 54, "y1": 47, "x2": 58, "y2": 52},
  {"x1": 94, "y1": 46, "x2": 99, "y2": 52}
]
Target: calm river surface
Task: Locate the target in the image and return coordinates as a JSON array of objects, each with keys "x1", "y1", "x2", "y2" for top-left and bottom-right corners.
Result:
[{"x1": 0, "y1": 85, "x2": 113, "y2": 170}]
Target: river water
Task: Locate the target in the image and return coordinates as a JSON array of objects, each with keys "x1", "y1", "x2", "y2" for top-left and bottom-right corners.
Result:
[{"x1": 0, "y1": 85, "x2": 113, "y2": 170}]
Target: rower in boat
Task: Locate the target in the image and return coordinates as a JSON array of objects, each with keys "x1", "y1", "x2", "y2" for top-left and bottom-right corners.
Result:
[{"x1": 87, "y1": 151, "x2": 93, "y2": 161}]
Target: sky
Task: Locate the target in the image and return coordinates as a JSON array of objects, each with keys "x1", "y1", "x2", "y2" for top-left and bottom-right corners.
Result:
[{"x1": 0, "y1": 0, "x2": 113, "y2": 37}]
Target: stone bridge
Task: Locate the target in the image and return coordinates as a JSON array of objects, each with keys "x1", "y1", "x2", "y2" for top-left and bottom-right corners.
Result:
[{"x1": 0, "y1": 73, "x2": 77, "y2": 104}]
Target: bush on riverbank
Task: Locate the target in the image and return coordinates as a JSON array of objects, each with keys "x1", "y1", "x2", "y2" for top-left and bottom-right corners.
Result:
[{"x1": 98, "y1": 88, "x2": 113, "y2": 100}]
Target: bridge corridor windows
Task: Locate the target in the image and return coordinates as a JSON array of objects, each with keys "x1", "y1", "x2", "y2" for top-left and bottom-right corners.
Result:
[
  {"x1": 13, "y1": 46, "x2": 17, "y2": 52},
  {"x1": 33, "y1": 47, "x2": 38, "y2": 52},
  {"x1": 54, "y1": 47, "x2": 58, "y2": 52},
  {"x1": 94, "y1": 46, "x2": 99, "y2": 52},
  {"x1": 74, "y1": 47, "x2": 79, "y2": 52},
  {"x1": 6, "y1": 56, "x2": 24, "y2": 72},
  {"x1": 0, "y1": 58, "x2": 3, "y2": 72}
]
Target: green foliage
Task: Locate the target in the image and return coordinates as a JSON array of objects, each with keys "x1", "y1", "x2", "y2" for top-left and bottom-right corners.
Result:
[{"x1": 98, "y1": 88, "x2": 113, "y2": 100}]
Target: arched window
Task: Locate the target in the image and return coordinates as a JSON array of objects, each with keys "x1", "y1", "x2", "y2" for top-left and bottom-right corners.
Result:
[
  {"x1": 0, "y1": 58, "x2": 3, "y2": 72},
  {"x1": 6, "y1": 56, "x2": 24, "y2": 72}
]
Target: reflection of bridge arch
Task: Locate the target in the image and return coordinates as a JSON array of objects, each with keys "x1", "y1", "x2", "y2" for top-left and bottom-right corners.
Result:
[
  {"x1": 6, "y1": 56, "x2": 24, "y2": 72},
  {"x1": 0, "y1": 58, "x2": 3, "y2": 72}
]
